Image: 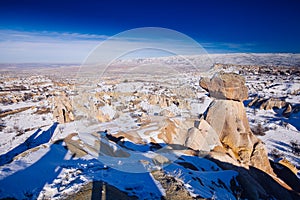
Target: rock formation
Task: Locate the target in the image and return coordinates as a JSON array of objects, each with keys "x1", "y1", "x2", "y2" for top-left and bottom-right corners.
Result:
[
  {"x1": 184, "y1": 119, "x2": 221, "y2": 151},
  {"x1": 248, "y1": 96, "x2": 287, "y2": 110},
  {"x1": 200, "y1": 71, "x2": 248, "y2": 101},
  {"x1": 53, "y1": 94, "x2": 74, "y2": 124},
  {"x1": 200, "y1": 72, "x2": 273, "y2": 174},
  {"x1": 259, "y1": 98, "x2": 287, "y2": 110}
]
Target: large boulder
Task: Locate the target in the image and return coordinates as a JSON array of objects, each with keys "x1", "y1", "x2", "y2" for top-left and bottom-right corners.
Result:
[
  {"x1": 184, "y1": 127, "x2": 210, "y2": 151},
  {"x1": 200, "y1": 72, "x2": 248, "y2": 101},
  {"x1": 184, "y1": 119, "x2": 222, "y2": 151}
]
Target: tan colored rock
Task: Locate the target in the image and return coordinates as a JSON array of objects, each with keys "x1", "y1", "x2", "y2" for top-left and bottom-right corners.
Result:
[
  {"x1": 184, "y1": 119, "x2": 222, "y2": 151},
  {"x1": 250, "y1": 141, "x2": 274, "y2": 174},
  {"x1": 64, "y1": 133, "x2": 88, "y2": 157},
  {"x1": 205, "y1": 100, "x2": 254, "y2": 147},
  {"x1": 114, "y1": 131, "x2": 144, "y2": 144},
  {"x1": 177, "y1": 99, "x2": 191, "y2": 110},
  {"x1": 158, "y1": 119, "x2": 178, "y2": 144},
  {"x1": 159, "y1": 109, "x2": 176, "y2": 117},
  {"x1": 200, "y1": 72, "x2": 248, "y2": 101},
  {"x1": 148, "y1": 95, "x2": 169, "y2": 108},
  {"x1": 205, "y1": 99, "x2": 273, "y2": 173},
  {"x1": 282, "y1": 103, "x2": 292, "y2": 117},
  {"x1": 53, "y1": 95, "x2": 74, "y2": 123},
  {"x1": 199, "y1": 77, "x2": 210, "y2": 91},
  {"x1": 278, "y1": 158, "x2": 299, "y2": 175},
  {"x1": 184, "y1": 127, "x2": 210, "y2": 151},
  {"x1": 157, "y1": 118, "x2": 195, "y2": 146},
  {"x1": 247, "y1": 96, "x2": 259, "y2": 107},
  {"x1": 197, "y1": 119, "x2": 221, "y2": 147},
  {"x1": 152, "y1": 154, "x2": 170, "y2": 166}
]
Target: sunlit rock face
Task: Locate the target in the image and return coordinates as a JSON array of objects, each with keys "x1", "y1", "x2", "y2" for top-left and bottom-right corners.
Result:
[
  {"x1": 53, "y1": 94, "x2": 74, "y2": 124},
  {"x1": 200, "y1": 71, "x2": 248, "y2": 101},
  {"x1": 201, "y1": 72, "x2": 273, "y2": 174}
]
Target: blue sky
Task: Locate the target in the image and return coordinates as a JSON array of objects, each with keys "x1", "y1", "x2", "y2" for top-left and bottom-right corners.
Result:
[{"x1": 0, "y1": 0, "x2": 300, "y2": 63}]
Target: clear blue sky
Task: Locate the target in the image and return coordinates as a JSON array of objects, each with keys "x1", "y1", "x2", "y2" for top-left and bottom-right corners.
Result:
[{"x1": 0, "y1": 0, "x2": 299, "y2": 63}]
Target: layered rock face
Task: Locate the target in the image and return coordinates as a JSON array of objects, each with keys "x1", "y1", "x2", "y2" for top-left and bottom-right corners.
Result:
[{"x1": 201, "y1": 72, "x2": 273, "y2": 174}]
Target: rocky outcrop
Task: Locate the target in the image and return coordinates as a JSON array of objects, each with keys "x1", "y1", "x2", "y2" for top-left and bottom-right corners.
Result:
[
  {"x1": 200, "y1": 72, "x2": 248, "y2": 101},
  {"x1": 184, "y1": 127, "x2": 211, "y2": 151},
  {"x1": 259, "y1": 98, "x2": 287, "y2": 110},
  {"x1": 248, "y1": 96, "x2": 287, "y2": 110},
  {"x1": 63, "y1": 133, "x2": 88, "y2": 157},
  {"x1": 184, "y1": 119, "x2": 221, "y2": 151},
  {"x1": 206, "y1": 100, "x2": 256, "y2": 163},
  {"x1": 53, "y1": 94, "x2": 74, "y2": 124},
  {"x1": 200, "y1": 72, "x2": 273, "y2": 174}
]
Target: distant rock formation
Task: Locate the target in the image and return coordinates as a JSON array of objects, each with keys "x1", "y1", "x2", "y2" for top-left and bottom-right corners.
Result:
[
  {"x1": 248, "y1": 96, "x2": 287, "y2": 110},
  {"x1": 53, "y1": 94, "x2": 74, "y2": 124},
  {"x1": 248, "y1": 96, "x2": 300, "y2": 119}
]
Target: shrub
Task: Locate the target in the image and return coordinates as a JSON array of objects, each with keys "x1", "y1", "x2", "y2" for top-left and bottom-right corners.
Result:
[{"x1": 251, "y1": 123, "x2": 267, "y2": 136}]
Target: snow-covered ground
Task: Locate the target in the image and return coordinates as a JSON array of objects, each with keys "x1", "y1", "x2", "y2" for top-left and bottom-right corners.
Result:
[{"x1": 0, "y1": 54, "x2": 299, "y2": 199}]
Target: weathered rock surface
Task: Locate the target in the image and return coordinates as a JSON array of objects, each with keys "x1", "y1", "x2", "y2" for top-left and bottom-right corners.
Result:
[
  {"x1": 53, "y1": 95, "x2": 74, "y2": 123},
  {"x1": 184, "y1": 127, "x2": 210, "y2": 151},
  {"x1": 206, "y1": 100, "x2": 260, "y2": 165},
  {"x1": 152, "y1": 154, "x2": 170, "y2": 166},
  {"x1": 151, "y1": 170, "x2": 197, "y2": 200},
  {"x1": 184, "y1": 119, "x2": 221, "y2": 151},
  {"x1": 250, "y1": 141, "x2": 273, "y2": 174},
  {"x1": 200, "y1": 72, "x2": 273, "y2": 174},
  {"x1": 200, "y1": 72, "x2": 248, "y2": 101},
  {"x1": 63, "y1": 133, "x2": 88, "y2": 157}
]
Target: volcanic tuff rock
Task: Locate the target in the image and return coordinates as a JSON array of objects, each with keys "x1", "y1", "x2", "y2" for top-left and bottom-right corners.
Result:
[
  {"x1": 200, "y1": 72, "x2": 273, "y2": 174},
  {"x1": 184, "y1": 119, "x2": 221, "y2": 151},
  {"x1": 53, "y1": 94, "x2": 74, "y2": 124},
  {"x1": 200, "y1": 71, "x2": 248, "y2": 101}
]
